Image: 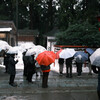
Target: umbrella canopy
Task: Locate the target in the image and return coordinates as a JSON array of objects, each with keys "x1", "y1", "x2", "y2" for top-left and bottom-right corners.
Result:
[
  {"x1": 86, "y1": 48, "x2": 94, "y2": 55},
  {"x1": 59, "y1": 48, "x2": 76, "y2": 59},
  {"x1": 90, "y1": 48, "x2": 100, "y2": 67},
  {"x1": 7, "y1": 46, "x2": 22, "y2": 54},
  {"x1": 25, "y1": 48, "x2": 37, "y2": 56},
  {"x1": 36, "y1": 51, "x2": 56, "y2": 66},
  {"x1": 74, "y1": 51, "x2": 88, "y2": 63},
  {"x1": 20, "y1": 42, "x2": 35, "y2": 50},
  {"x1": 34, "y1": 45, "x2": 46, "y2": 51},
  {"x1": 55, "y1": 49, "x2": 63, "y2": 59},
  {"x1": 25, "y1": 45, "x2": 46, "y2": 57},
  {"x1": 0, "y1": 40, "x2": 11, "y2": 50}
]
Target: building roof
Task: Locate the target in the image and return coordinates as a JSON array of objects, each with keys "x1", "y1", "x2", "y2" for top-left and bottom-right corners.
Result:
[
  {"x1": 0, "y1": 20, "x2": 16, "y2": 32},
  {"x1": 18, "y1": 29, "x2": 39, "y2": 36},
  {"x1": 0, "y1": 28, "x2": 12, "y2": 32}
]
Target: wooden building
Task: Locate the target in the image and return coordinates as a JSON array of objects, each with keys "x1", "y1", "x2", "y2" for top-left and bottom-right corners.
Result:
[
  {"x1": 0, "y1": 21, "x2": 17, "y2": 46},
  {"x1": 18, "y1": 29, "x2": 39, "y2": 45}
]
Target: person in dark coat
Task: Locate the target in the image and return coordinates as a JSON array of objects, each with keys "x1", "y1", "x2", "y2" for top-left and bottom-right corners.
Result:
[
  {"x1": 4, "y1": 53, "x2": 10, "y2": 73},
  {"x1": 87, "y1": 53, "x2": 92, "y2": 75},
  {"x1": 8, "y1": 54, "x2": 18, "y2": 87},
  {"x1": 58, "y1": 58, "x2": 64, "y2": 75},
  {"x1": 75, "y1": 55, "x2": 83, "y2": 76},
  {"x1": 41, "y1": 65, "x2": 50, "y2": 88},
  {"x1": 65, "y1": 57, "x2": 73, "y2": 78},
  {"x1": 26, "y1": 54, "x2": 36, "y2": 83},
  {"x1": 92, "y1": 65, "x2": 100, "y2": 100},
  {"x1": 22, "y1": 51, "x2": 28, "y2": 76}
]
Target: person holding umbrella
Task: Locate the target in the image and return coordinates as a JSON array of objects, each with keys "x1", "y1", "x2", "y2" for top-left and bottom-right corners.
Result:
[
  {"x1": 74, "y1": 51, "x2": 88, "y2": 76},
  {"x1": 90, "y1": 48, "x2": 100, "y2": 100},
  {"x1": 41, "y1": 64, "x2": 50, "y2": 88},
  {"x1": 85, "y1": 48, "x2": 94, "y2": 75},
  {"x1": 22, "y1": 51, "x2": 28, "y2": 77},
  {"x1": 58, "y1": 58, "x2": 64, "y2": 75},
  {"x1": 36, "y1": 51, "x2": 56, "y2": 88},
  {"x1": 75, "y1": 55, "x2": 83, "y2": 76},
  {"x1": 92, "y1": 65, "x2": 100, "y2": 100},
  {"x1": 4, "y1": 52, "x2": 10, "y2": 73},
  {"x1": 59, "y1": 48, "x2": 76, "y2": 78},
  {"x1": 26, "y1": 54, "x2": 36, "y2": 83},
  {"x1": 8, "y1": 53, "x2": 18, "y2": 87},
  {"x1": 65, "y1": 57, "x2": 74, "y2": 78}
]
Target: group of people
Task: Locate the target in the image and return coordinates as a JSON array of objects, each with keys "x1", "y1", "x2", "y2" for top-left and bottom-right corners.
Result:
[
  {"x1": 58, "y1": 57, "x2": 74, "y2": 78},
  {"x1": 3, "y1": 51, "x2": 50, "y2": 88},
  {"x1": 58, "y1": 56, "x2": 92, "y2": 78}
]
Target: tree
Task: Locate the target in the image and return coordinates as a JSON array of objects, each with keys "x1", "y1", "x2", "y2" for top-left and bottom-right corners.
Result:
[
  {"x1": 56, "y1": 21, "x2": 100, "y2": 47},
  {"x1": 57, "y1": 0, "x2": 78, "y2": 30}
]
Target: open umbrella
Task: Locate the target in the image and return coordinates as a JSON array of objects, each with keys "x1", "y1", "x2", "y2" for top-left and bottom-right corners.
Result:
[
  {"x1": 20, "y1": 42, "x2": 35, "y2": 50},
  {"x1": 55, "y1": 49, "x2": 63, "y2": 59},
  {"x1": 86, "y1": 48, "x2": 94, "y2": 55},
  {"x1": 7, "y1": 46, "x2": 22, "y2": 54},
  {"x1": 59, "y1": 48, "x2": 76, "y2": 59},
  {"x1": 74, "y1": 51, "x2": 88, "y2": 63},
  {"x1": 0, "y1": 40, "x2": 11, "y2": 50},
  {"x1": 36, "y1": 51, "x2": 56, "y2": 66},
  {"x1": 90, "y1": 48, "x2": 100, "y2": 67},
  {"x1": 25, "y1": 45, "x2": 46, "y2": 57}
]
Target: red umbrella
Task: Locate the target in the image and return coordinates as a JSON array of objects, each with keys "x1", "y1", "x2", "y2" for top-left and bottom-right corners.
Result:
[
  {"x1": 36, "y1": 51, "x2": 56, "y2": 66},
  {"x1": 55, "y1": 49, "x2": 63, "y2": 59}
]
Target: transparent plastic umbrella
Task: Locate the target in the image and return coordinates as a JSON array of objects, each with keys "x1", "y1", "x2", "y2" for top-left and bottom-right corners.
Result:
[
  {"x1": 59, "y1": 48, "x2": 76, "y2": 59},
  {"x1": 7, "y1": 46, "x2": 23, "y2": 54},
  {"x1": 0, "y1": 40, "x2": 11, "y2": 50},
  {"x1": 90, "y1": 48, "x2": 100, "y2": 67},
  {"x1": 20, "y1": 42, "x2": 35, "y2": 50}
]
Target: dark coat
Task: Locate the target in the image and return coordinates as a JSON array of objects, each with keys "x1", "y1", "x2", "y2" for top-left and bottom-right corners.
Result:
[
  {"x1": 27, "y1": 56, "x2": 36, "y2": 74},
  {"x1": 58, "y1": 58, "x2": 64, "y2": 64},
  {"x1": 4, "y1": 54, "x2": 9, "y2": 66},
  {"x1": 65, "y1": 57, "x2": 73, "y2": 66},
  {"x1": 92, "y1": 65, "x2": 100, "y2": 91},
  {"x1": 41, "y1": 65, "x2": 50, "y2": 72},
  {"x1": 8, "y1": 56, "x2": 18, "y2": 75}
]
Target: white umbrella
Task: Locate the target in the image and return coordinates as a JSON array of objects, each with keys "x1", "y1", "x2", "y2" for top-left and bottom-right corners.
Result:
[
  {"x1": 90, "y1": 48, "x2": 100, "y2": 67},
  {"x1": 0, "y1": 40, "x2": 11, "y2": 50},
  {"x1": 35, "y1": 45, "x2": 46, "y2": 51},
  {"x1": 25, "y1": 48, "x2": 36, "y2": 56},
  {"x1": 7, "y1": 46, "x2": 22, "y2": 54},
  {"x1": 0, "y1": 40, "x2": 9, "y2": 45},
  {"x1": 25, "y1": 45, "x2": 46, "y2": 57},
  {"x1": 59, "y1": 48, "x2": 76, "y2": 59},
  {"x1": 20, "y1": 42, "x2": 35, "y2": 50}
]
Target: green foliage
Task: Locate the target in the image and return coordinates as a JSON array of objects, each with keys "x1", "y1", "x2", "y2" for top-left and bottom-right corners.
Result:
[{"x1": 56, "y1": 21, "x2": 100, "y2": 46}]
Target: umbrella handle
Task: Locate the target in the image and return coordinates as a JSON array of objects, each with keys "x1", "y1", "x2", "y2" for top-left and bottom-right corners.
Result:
[
  {"x1": 84, "y1": 61, "x2": 86, "y2": 67},
  {"x1": 54, "y1": 62, "x2": 55, "y2": 67}
]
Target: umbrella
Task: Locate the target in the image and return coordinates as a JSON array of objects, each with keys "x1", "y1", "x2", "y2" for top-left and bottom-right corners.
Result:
[
  {"x1": 7, "y1": 46, "x2": 21, "y2": 54},
  {"x1": 25, "y1": 45, "x2": 46, "y2": 57},
  {"x1": 55, "y1": 49, "x2": 63, "y2": 59},
  {"x1": 20, "y1": 42, "x2": 35, "y2": 50},
  {"x1": 59, "y1": 48, "x2": 76, "y2": 59},
  {"x1": 86, "y1": 48, "x2": 94, "y2": 55},
  {"x1": 74, "y1": 51, "x2": 88, "y2": 63},
  {"x1": 34, "y1": 45, "x2": 46, "y2": 51},
  {"x1": 36, "y1": 51, "x2": 56, "y2": 66},
  {"x1": 90, "y1": 48, "x2": 100, "y2": 67},
  {"x1": 25, "y1": 48, "x2": 37, "y2": 56},
  {"x1": 0, "y1": 40, "x2": 11, "y2": 50},
  {"x1": 31, "y1": 45, "x2": 46, "y2": 59}
]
